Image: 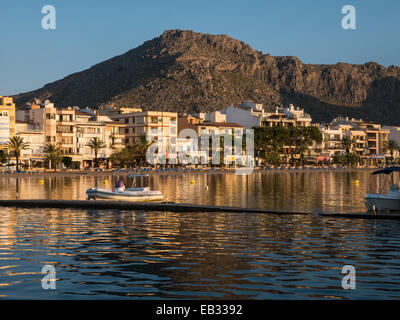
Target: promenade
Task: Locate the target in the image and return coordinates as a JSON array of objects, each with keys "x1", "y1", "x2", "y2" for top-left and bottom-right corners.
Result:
[{"x1": 0, "y1": 165, "x2": 380, "y2": 178}]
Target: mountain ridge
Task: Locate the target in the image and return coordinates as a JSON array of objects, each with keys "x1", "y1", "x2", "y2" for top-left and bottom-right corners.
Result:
[{"x1": 12, "y1": 29, "x2": 400, "y2": 125}]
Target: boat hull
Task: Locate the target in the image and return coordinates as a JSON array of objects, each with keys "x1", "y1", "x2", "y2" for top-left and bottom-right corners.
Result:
[
  {"x1": 364, "y1": 193, "x2": 400, "y2": 212},
  {"x1": 86, "y1": 188, "x2": 163, "y2": 202}
]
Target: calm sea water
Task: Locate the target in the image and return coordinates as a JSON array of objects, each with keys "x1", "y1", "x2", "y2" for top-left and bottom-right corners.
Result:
[{"x1": 1, "y1": 171, "x2": 400, "y2": 299}]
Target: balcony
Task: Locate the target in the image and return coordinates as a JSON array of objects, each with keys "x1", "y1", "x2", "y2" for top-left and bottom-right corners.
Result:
[
  {"x1": 111, "y1": 133, "x2": 125, "y2": 139},
  {"x1": 112, "y1": 144, "x2": 125, "y2": 149}
]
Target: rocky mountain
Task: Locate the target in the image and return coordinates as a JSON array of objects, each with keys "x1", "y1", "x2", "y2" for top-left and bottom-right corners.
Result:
[{"x1": 12, "y1": 29, "x2": 400, "y2": 125}]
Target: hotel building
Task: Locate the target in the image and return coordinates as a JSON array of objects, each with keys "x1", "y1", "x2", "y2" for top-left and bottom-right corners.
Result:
[
  {"x1": 331, "y1": 117, "x2": 389, "y2": 156},
  {"x1": 16, "y1": 101, "x2": 125, "y2": 168},
  {"x1": 222, "y1": 102, "x2": 312, "y2": 129},
  {"x1": 178, "y1": 116, "x2": 246, "y2": 165},
  {"x1": 111, "y1": 109, "x2": 178, "y2": 161},
  {"x1": 0, "y1": 96, "x2": 16, "y2": 149}
]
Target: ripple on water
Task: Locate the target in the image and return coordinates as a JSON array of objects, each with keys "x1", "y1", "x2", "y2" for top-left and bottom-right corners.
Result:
[{"x1": 0, "y1": 182, "x2": 400, "y2": 298}]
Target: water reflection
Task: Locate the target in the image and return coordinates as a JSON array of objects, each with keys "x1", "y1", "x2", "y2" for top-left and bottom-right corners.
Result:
[
  {"x1": 0, "y1": 171, "x2": 371, "y2": 213},
  {"x1": 1, "y1": 207, "x2": 400, "y2": 299}
]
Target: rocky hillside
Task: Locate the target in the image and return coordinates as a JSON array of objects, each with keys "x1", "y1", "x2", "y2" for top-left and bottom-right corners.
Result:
[{"x1": 13, "y1": 29, "x2": 400, "y2": 124}]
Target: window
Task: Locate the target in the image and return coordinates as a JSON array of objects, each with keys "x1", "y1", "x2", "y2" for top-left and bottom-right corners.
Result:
[{"x1": 125, "y1": 118, "x2": 129, "y2": 124}]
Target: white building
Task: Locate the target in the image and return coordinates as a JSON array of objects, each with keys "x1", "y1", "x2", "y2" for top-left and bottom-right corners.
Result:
[
  {"x1": 15, "y1": 120, "x2": 45, "y2": 165},
  {"x1": 317, "y1": 126, "x2": 345, "y2": 159},
  {"x1": 0, "y1": 111, "x2": 9, "y2": 146},
  {"x1": 111, "y1": 109, "x2": 178, "y2": 164},
  {"x1": 223, "y1": 102, "x2": 313, "y2": 129},
  {"x1": 383, "y1": 126, "x2": 400, "y2": 159},
  {"x1": 263, "y1": 104, "x2": 312, "y2": 127},
  {"x1": 193, "y1": 111, "x2": 227, "y2": 123},
  {"x1": 16, "y1": 102, "x2": 125, "y2": 168},
  {"x1": 223, "y1": 103, "x2": 263, "y2": 129}
]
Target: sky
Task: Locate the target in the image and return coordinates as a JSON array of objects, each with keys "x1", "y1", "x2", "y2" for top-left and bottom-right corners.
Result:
[{"x1": 1, "y1": 0, "x2": 399, "y2": 95}]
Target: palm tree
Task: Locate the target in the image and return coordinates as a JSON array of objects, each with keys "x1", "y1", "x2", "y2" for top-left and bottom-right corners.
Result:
[
  {"x1": 287, "y1": 127, "x2": 300, "y2": 164},
  {"x1": 384, "y1": 140, "x2": 400, "y2": 164},
  {"x1": 7, "y1": 136, "x2": 30, "y2": 172},
  {"x1": 132, "y1": 135, "x2": 154, "y2": 166},
  {"x1": 0, "y1": 149, "x2": 7, "y2": 165},
  {"x1": 110, "y1": 148, "x2": 135, "y2": 168},
  {"x1": 297, "y1": 126, "x2": 323, "y2": 166},
  {"x1": 86, "y1": 137, "x2": 106, "y2": 168},
  {"x1": 341, "y1": 136, "x2": 354, "y2": 155},
  {"x1": 341, "y1": 135, "x2": 356, "y2": 166},
  {"x1": 44, "y1": 143, "x2": 62, "y2": 171}
]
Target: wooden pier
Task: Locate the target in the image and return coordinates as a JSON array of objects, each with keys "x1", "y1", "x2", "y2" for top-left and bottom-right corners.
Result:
[
  {"x1": 0, "y1": 199, "x2": 308, "y2": 215},
  {"x1": 0, "y1": 199, "x2": 399, "y2": 220}
]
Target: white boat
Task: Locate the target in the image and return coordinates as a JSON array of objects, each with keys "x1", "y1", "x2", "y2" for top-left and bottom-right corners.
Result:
[
  {"x1": 86, "y1": 174, "x2": 163, "y2": 202},
  {"x1": 364, "y1": 167, "x2": 400, "y2": 212}
]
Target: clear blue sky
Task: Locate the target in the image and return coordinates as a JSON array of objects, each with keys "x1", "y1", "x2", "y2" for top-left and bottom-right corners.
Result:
[{"x1": 1, "y1": 0, "x2": 399, "y2": 95}]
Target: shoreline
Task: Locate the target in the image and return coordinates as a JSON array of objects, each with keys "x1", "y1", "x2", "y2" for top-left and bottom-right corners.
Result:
[{"x1": 0, "y1": 166, "x2": 378, "y2": 178}]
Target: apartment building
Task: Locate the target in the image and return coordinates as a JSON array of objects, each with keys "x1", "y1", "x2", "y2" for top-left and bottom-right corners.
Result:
[
  {"x1": 0, "y1": 96, "x2": 16, "y2": 148},
  {"x1": 223, "y1": 102, "x2": 312, "y2": 129},
  {"x1": 383, "y1": 126, "x2": 400, "y2": 159},
  {"x1": 178, "y1": 117, "x2": 246, "y2": 165},
  {"x1": 0, "y1": 111, "x2": 10, "y2": 146},
  {"x1": 192, "y1": 111, "x2": 227, "y2": 123},
  {"x1": 346, "y1": 129, "x2": 368, "y2": 156},
  {"x1": 111, "y1": 109, "x2": 178, "y2": 158},
  {"x1": 74, "y1": 110, "x2": 125, "y2": 166},
  {"x1": 15, "y1": 120, "x2": 45, "y2": 166},
  {"x1": 331, "y1": 117, "x2": 389, "y2": 156},
  {"x1": 262, "y1": 105, "x2": 312, "y2": 128},
  {"x1": 316, "y1": 126, "x2": 345, "y2": 159},
  {"x1": 16, "y1": 102, "x2": 125, "y2": 168},
  {"x1": 223, "y1": 103, "x2": 264, "y2": 128},
  {"x1": 360, "y1": 122, "x2": 389, "y2": 156}
]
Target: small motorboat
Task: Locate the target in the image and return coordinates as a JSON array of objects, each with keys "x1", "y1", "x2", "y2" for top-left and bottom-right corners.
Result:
[
  {"x1": 364, "y1": 167, "x2": 400, "y2": 213},
  {"x1": 86, "y1": 174, "x2": 163, "y2": 202}
]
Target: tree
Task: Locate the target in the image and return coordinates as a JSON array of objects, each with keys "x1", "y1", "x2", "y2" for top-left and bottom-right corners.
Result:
[
  {"x1": 333, "y1": 153, "x2": 360, "y2": 167},
  {"x1": 109, "y1": 147, "x2": 136, "y2": 168},
  {"x1": 287, "y1": 127, "x2": 299, "y2": 164},
  {"x1": 342, "y1": 136, "x2": 355, "y2": 155},
  {"x1": 0, "y1": 149, "x2": 7, "y2": 165},
  {"x1": 265, "y1": 151, "x2": 282, "y2": 166},
  {"x1": 7, "y1": 136, "x2": 30, "y2": 172},
  {"x1": 62, "y1": 156, "x2": 73, "y2": 169},
  {"x1": 333, "y1": 154, "x2": 348, "y2": 165},
  {"x1": 86, "y1": 137, "x2": 106, "y2": 168},
  {"x1": 341, "y1": 136, "x2": 356, "y2": 166},
  {"x1": 384, "y1": 140, "x2": 399, "y2": 164},
  {"x1": 254, "y1": 125, "x2": 322, "y2": 166},
  {"x1": 44, "y1": 143, "x2": 62, "y2": 171},
  {"x1": 346, "y1": 153, "x2": 361, "y2": 167},
  {"x1": 132, "y1": 135, "x2": 154, "y2": 165},
  {"x1": 295, "y1": 126, "x2": 322, "y2": 166},
  {"x1": 254, "y1": 126, "x2": 288, "y2": 164}
]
